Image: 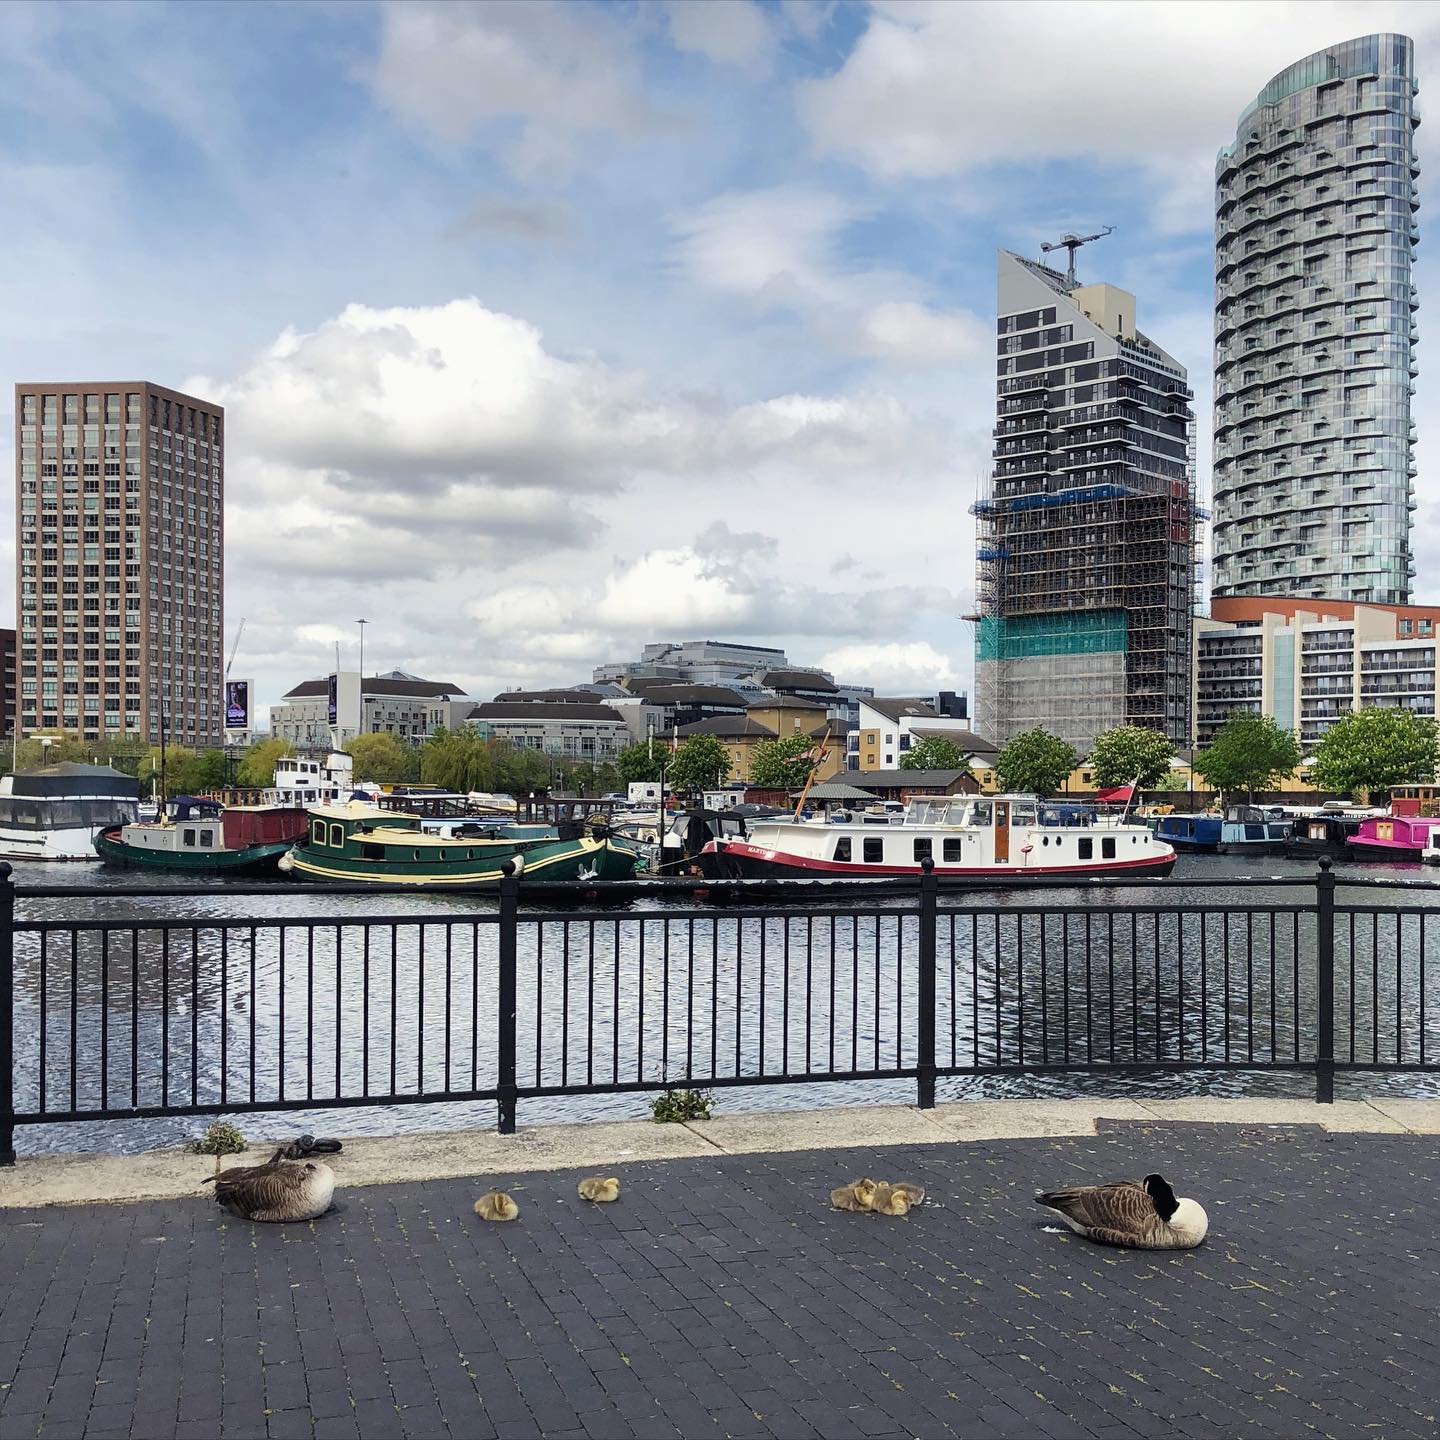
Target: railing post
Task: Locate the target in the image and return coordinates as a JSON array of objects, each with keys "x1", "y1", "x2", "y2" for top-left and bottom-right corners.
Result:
[
  {"x1": 916, "y1": 858, "x2": 937, "y2": 1110},
  {"x1": 0, "y1": 862, "x2": 15, "y2": 1166},
  {"x1": 496, "y1": 869, "x2": 519, "y2": 1135},
  {"x1": 1315, "y1": 858, "x2": 1335, "y2": 1105}
]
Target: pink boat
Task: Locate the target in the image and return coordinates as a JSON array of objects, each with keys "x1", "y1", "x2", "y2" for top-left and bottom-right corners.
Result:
[{"x1": 1346, "y1": 814, "x2": 1440, "y2": 861}]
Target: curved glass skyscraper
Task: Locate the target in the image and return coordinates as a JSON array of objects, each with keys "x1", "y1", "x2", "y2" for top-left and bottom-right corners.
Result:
[{"x1": 1213, "y1": 34, "x2": 1419, "y2": 605}]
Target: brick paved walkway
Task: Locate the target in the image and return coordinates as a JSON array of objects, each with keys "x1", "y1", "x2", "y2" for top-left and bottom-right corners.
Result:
[{"x1": 1, "y1": 1121, "x2": 1437, "y2": 1439}]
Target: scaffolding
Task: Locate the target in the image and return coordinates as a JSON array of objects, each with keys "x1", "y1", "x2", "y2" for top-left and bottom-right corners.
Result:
[{"x1": 975, "y1": 369, "x2": 1197, "y2": 749}]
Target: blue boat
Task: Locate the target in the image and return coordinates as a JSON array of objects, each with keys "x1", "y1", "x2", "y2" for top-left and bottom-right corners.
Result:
[{"x1": 1155, "y1": 805, "x2": 1290, "y2": 855}]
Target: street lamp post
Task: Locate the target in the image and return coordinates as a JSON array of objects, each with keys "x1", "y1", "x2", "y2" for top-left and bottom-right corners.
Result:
[{"x1": 356, "y1": 619, "x2": 368, "y2": 738}]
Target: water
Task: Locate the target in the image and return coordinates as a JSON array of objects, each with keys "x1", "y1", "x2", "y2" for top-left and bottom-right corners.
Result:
[{"x1": 9, "y1": 851, "x2": 1440, "y2": 1157}]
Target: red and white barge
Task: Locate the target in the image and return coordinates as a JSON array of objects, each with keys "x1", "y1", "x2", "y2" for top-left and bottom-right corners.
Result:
[{"x1": 699, "y1": 794, "x2": 1175, "y2": 883}]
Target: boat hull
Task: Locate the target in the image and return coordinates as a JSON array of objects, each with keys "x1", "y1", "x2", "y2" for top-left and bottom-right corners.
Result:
[
  {"x1": 0, "y1": 824, "x2": 111, "y2": 861},
  {"x1": 280, "y1": 835, "x2": 637, "y2": 887},
  {"x1": 94, "y1": 829, "x2": 294, "y2": 875},
  {"x1": 701, "y1": 839, "x2": 1175, "y2": 883},
  {"x1": 1346, "y1": 841, "x2": 1429, "y2": 863}
]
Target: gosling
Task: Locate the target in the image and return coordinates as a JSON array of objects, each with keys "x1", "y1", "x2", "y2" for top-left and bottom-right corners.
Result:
[
  {"x1": 577, "y1": 1176, "x2": 620, "y2": 1203},
  {"x1": 474, "y1": 1189, "x2": 520, "y2": 1222}
]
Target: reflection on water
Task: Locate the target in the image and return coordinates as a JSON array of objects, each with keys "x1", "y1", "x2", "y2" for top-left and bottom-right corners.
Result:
[{"x1": 10, "y1": 852, "x2": 1440, "y2": 1155}]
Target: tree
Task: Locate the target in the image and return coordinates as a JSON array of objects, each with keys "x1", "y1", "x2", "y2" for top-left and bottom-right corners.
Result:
[
  {"x1": 236, "y1": 737, "x2": 293, "y2": 787},
  {"x1": 900, "y1": 734, "x2": 971, "y2": 772},
  {"x1": 346, "y1": 732, "x2": 416, "y2": 783},
  {"x1": 995, "y1": 727, "x2": 1079, "y2": 798},
  {"x1": 616, "y1": 741, "x2": 664, "y2": 785},
  {"x1": 750, "y1": 732, "x2": 822, "y2": 789},
  {"x1": 668, "y1": 734, "x2": 731, "y2": 794},
  {"x1": 1086, "y1": 725, "x2": 1175, "y2": 791},
  {"x1": 1309, "y1": 707, "x2": 1440, "y2": 800},
  {"x1": 1193, "y1": 712, "x2": 1302, "y2": 801}
]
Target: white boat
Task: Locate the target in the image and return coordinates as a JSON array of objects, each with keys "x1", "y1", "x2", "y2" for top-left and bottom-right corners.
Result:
[
  {"x1": 272, "y1": 752, "x2": 355, "y2": 806},
  {"x1": 699, "y1": 793, "x2": 1176, "y2": 883},
  {"x1": 0, "y1": 762, "x2": 141, "y2": 861}
]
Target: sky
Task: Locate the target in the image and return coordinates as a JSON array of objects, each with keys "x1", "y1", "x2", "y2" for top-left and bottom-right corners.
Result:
[{"x1": 4, "y1": 0, "x2": 1440, "y2": 720}]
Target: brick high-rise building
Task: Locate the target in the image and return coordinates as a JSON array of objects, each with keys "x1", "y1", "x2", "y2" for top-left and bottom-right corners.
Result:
[{"x1": 15, "y1": 383, "x2": 224, "y2": 746}]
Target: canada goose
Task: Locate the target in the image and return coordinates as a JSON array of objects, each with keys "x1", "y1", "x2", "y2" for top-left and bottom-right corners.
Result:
[
  {"x1": 831, "y1": 1177, "x2": 922, "y2": 1215},
  {"x1": 830, "y1": 1182, "x2": 868, "y2": 1212},
  {"x1": 1034, "y1": 1173, "x2": 1208, "y2": 1249},
  {"x1": 203, "y1": 1149, "x2": 335, "y2": 1222},
  {"x1": 474, "y1": 1189, "x2": 519, "y2": 1222},
  {"x1": 577, "y1": 1176, "x2": 620, "y2": 1203}
]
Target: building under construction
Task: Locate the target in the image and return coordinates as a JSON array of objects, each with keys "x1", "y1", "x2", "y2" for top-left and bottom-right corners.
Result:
[{"x1": 973, "y1": 245, "x2": 1198, "y2": 752}]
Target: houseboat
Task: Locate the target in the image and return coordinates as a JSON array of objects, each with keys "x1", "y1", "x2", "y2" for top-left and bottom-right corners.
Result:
[
  {"x1": 0, "y1": 762, "x2": 141, "y2": 862},
  {"x1": 1154, "y1": 805, "x2": 1290, "y2": 855},
  {"x1": 95, "y1": 798, "x2": 309, "y2": 874},
  {"x1": 1348, "y1": 814, "x2": 1440, "y2": 862},
  {"x1": 273, "y1": 753, "x2": 355, "y2": 805},
  {"x1": 279, "y1": 803, "x2": 637, "y2": 886},
  {"x1": 1284, "y1": 805, "x2": 1375, "y2": 860},
  {"x1": 699, "y1": 794, "x2": 1174, "y2": 883}
]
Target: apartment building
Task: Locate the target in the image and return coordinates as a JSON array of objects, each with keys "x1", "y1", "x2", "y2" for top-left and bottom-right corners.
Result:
[
  {"x1": 1212, "y1": 34, "x2": 1420, "y2": 604},
  {"x1": 15, "y1": 382, "x2": 223, "y2": 744},
  {"x1": 1194, "y1": 597, "x2": 1437, "y2": 748}
]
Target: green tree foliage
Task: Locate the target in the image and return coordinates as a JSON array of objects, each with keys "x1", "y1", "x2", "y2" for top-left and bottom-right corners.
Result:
[
  {"x1": 1086, "y1": 725, "x2": 1176, "y2": 790},
  {"x1": 616, "y1": 741, "x2": 665, "y2": 784},
  {"x1": 1309, "y1": 707, "x2": 1440, "y2": 799},
  {"x1": 12, "y1": 732, "x2": 91, "y2": 770},
  {"x1": 139, "y1": 746, "x2": 225, "y2": 795},
  {"x1": 995, "y1": 727, "x2": 1079, "y2": 798},
  {"x1": 1193, "y1": 712, "x2": 1302, "y2": 800},
  {"x1": 235, "y1": 737, "x2": 293, "y2": 787},
  {"x1": 750, "y1": 732, "x2": 822, "y2": 789},
  {"x1": 420, "y1": 727, "x2": 496, "y2": 794},
  {"x1": 346, "y1": 731, "x2": 417, "y2": 783},
  {"x1": 668, "y1": 734, "x2": 732, "y2": 794},
  {"x1": 899, "y1": 734, "x2": 970, "y2": 772}
]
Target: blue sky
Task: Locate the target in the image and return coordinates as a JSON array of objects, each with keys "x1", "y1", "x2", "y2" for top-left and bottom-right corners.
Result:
[{"x1": 4, "y1": 0, "x2": 1440, "y2": 716}]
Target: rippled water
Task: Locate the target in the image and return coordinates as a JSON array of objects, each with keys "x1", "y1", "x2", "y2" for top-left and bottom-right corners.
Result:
[{"x1": 9, "y1": 851, "x2": 1440, "y2": 1156}]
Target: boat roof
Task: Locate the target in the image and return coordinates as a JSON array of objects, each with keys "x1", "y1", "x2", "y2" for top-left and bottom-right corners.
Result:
[{"x1": 308, "y1": 801, "x2": 420, "y2": 821}]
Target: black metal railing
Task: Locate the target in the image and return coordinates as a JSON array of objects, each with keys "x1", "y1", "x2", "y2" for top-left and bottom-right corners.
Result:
[{"x1": 8, "y1": 860, "x2": 1440, "y2": 1162}]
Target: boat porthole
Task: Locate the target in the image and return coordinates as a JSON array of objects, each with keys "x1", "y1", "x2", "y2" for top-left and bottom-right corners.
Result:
[{"x1": 1042, "y1": 835, "x2": 1048, "y2": 846}]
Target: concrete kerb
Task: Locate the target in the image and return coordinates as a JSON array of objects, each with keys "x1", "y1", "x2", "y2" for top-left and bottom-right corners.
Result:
[{"x1": 0, "y1": 1096, "x2": 1434, "y2": 1210}]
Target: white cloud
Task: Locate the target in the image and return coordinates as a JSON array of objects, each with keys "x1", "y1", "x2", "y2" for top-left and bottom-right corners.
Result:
[
  {"x1": 797, "y1": 0, "x2": 1440, "y2": 231},
  {"x1": 672, "y1": 184, "x2": 987, "y2": 361},
  {"x1": 370, "y1": 0, "x2": 657, "y2": 175},
  {"x1": 819, "y1": 641, "x2": 962, "y2": 693},
  {"x1": 664, "y1": 0, "x2": 775, "y2": 70}
]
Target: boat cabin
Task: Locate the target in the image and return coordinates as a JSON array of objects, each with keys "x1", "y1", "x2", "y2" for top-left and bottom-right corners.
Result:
[{"x1": 0, "y1": 762, "x2": 140, "y2": 832}]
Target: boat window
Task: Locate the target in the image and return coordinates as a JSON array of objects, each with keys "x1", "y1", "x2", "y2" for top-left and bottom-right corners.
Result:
[
  {"x1": 360, "y1": 844, "x2": 383, "y2": 860},
  {"x1": 833, "y1": 837, "x2": 852, "y2": 862},
  {"x1": 183, "y1": 828, "x2": 196, "y2": 847},
  {"x1": 199, "y1": 829, "x2": 213, "y2": 847},
  {"x1": 971, "y1": 801, "x2": 992, "y2": 826},
  {"x1": 913, "y1": 838, "x2": 932, "y2": 863},
  {"x1": 1010, "y1": 804, "x2": 1036, "y2": 826},
  {"x1": 863, "y1": 836, "x2": 884, "y2": 864},
  {"x1": 329, "y1": 824, "x2": 344, "y2": 847},
  {"x1": 1041, "y1": 835, "x2": 1049, "y2": 846},
  {"x1": 1078, "y1": 837, "x2": 1093, "y2": 860},
  {"x1": 414, "y1": 851, "x2": 421, "y2": 861},
  {"x1": 943, "y1": 837, "x2": 962, "y2": 862},
  {"x1": 439, "y1": 850, "x2": 446, "y2": 860},
  {"x1": 312, "y1": 820, "x2": 325, "y2": 844},
  {"x1": 1102, "y1": 837, "x2": 1116, "y2": 859},
  {"x1": 943, "y1": 801, "x2": 970, "y2": 825}
]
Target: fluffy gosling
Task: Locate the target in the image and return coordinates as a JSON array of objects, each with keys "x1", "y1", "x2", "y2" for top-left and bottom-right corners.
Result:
[
  {"x1": 474, "y1": 1189, "x2": 520, "y2": 1222},
  {"x1": 577, "y1": 1176, "x2": 621, "y2": 1203}
]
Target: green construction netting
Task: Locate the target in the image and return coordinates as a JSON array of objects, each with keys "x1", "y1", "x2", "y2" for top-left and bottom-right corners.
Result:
[{"x1": 976, "y1": 611, "x2": 1128, "y2": 661}]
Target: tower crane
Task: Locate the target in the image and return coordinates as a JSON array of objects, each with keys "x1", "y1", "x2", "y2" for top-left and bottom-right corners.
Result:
[{"x1": 1040, "y1": 226, "x2": 1114, "y2": 287}]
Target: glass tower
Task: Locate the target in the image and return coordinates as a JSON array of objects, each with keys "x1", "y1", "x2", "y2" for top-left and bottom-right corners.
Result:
[{"x1": 1212, "y1": 34, "x2": 1419, "y2": 605}]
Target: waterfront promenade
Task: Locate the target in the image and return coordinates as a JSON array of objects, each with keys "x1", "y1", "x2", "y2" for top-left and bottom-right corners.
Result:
[{"x1": 3, "y1": 1104, "x2": 1440, "y2": 1438}]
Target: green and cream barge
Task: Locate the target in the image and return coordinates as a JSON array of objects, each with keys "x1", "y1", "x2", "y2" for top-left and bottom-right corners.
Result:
[{"x1": 279, "y1": 804, "x2": 637, "y2": 887}]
